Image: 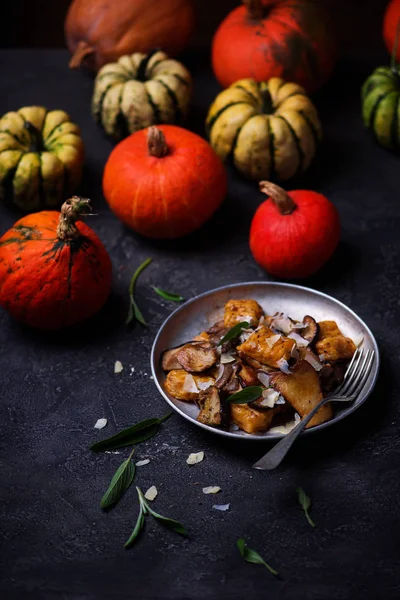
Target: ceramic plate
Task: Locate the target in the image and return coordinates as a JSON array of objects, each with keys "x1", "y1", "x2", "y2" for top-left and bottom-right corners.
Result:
[{"x1": 150, "y1": 282, "x2": 379, "y2": 441}]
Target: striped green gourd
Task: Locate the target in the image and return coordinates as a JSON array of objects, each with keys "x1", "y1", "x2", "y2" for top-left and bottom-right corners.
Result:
[
  {"x1": 362, "y1": 21, "x2": 400, "y2": 151},
  {"x1": 92, "y1": 50, "x2": 192, "y2": 141},
  {"x1": 206, "y1": 77, "x2": 322, "y2": 182}
]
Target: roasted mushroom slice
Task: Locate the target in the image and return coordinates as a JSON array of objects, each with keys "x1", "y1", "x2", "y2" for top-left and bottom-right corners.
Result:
[
  {"x1": 237, "y1": 362, "x2": 259, "y2": 387},
  {"x1": 197, "y1": 386, "x2": 223, "y2": 426},
  {"x1": 230, "y1": 404, "x2": 281, "y2": 434},
  {"x1": 164, "y1": 370, "x2": 215, "y2": 402},
  {"x1": 223, "y1": 299, "x2": 263, "y2": 329},
  {"x1": 301, "y1": 315, "x2": 318, "y2": 343},
  {"x1": 315, "y1": 321, "x2": 356, "y2": 362},
  {"x1": 161, "y1": 345, "x2": 185, "y2": 371},
  {"x1": 236, "y1": 326, "x2": 295, "y2": 369},
  {"x1": 270, "y1": 360, "x2": 332, "y2": 427},
  {"x1": 214, "y1": 363, "x2": 234, "y2": 389},
  {"x1": 223, "y1": 374, "x2": 241, "y2": 395},
  {"x1": 296, "y1": 347, "x2": 323, "y2": 372},
  {"x1": 176, "y1": 342, "x2": 218, "y2": 373}
]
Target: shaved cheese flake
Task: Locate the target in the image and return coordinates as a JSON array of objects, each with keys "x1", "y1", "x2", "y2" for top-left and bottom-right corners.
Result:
[
  {"x1": 197, "y1": 379, "x2": 214, "y2": 391},
  {"x1": 213, "y1": 504, "x2": 230, "y2": 511},
  {"x1": 259, "y1": 388, "x2": 280, "y2": 408},
  {"x1": 144, "y1": 486, "x2": 158, "y2": 501},
  {"x1": 304, "y1": 352, "x2": 323, "y2": 371},
  {"x1": 270, "y1": 313, "x2": 293, "y2": 334},
  {"x1": 94, "y1": 418, "x2": 107, "y2": 430},
  {"x1": 203, "y1": 486, "x2": 221, "y2": 494},
  {"x1": 114, "y1": 360, "x2": 123, "y2": 374},
  {"x1": 292, "y1": 321, "x2": 307, "y2": 330},
  {"x1": 186, "y1": 451, "x2": 204, "y2": 465},
  {"x1": 277, "y1": 358, "x2": 291, "y2": 374},
  {"x1": 265, "y1": 334, "x2": 281, "y2": 348},
  {"x1": 183, "y1": 374, "x2": 199, "y2": 394},
  {"x1": 239, "y1": 329, "x2": 253, "y2": 343},
  {"x1": 257, "y1": 371, "x2": 271, "y2": 387},
  {"x1": 136, "y1": 459, "x2": 150, "y2": 467},
  {"x1": 288, "y1": 332, "x2": 310, "y2": 347},
  {"x1": 220, "y1": 352, "x2": 236, "y2": 364}
]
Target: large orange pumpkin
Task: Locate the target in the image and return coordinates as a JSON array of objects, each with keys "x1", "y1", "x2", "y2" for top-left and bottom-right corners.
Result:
[
  {"x1": 103, "y1": 125, "x2": 227, "y2": 239},
  {"x1": 383, "y1": 0, "x2": 400, "y2": 62},
  {"x1": 0, "y1": 197, "x2": 112, "y2": 329},
  {"x1": 66, "y1": 0, "x2": 195, "y2": 71},
  {"x1": 212, "y1": 0, "x2": 336, "y2": 93}
]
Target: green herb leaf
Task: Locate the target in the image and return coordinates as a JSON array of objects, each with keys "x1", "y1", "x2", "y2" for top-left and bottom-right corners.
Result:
[
  {"x1": 90, "y1": 413, "x2": 171, "y2": 452},
  {"x1": 138, "y1": 488, "x2": 188, "y2": 537},
  {"x1": 100, "y1": 449, "x2": 136, "y2": 509},
  {"x1": 226, "y1": 386, "x2": 263, "y2": 404},
  {"x1": 126, "y1": 257, "x2": 153, "y2": 326},
  {"x1": 218, "y1": 321, "x2": 250, "y2": 346},
  {"x1": 124, "y1": 503, "x2": 145, "y2": 548},
  {"x1": 297, "y1": 487, "x2": 315, "y2": 528},
  {"x1": 236, "y1": 538, "x2": 278, "y2": 577},
  {"x1": 153, "y1": 287, "x2": 184, "y2": 302}
]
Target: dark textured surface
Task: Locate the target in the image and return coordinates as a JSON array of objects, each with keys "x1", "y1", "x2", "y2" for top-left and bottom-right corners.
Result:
[{"x1": 0, "y1": 49, "x2": 400, "y2": 600}]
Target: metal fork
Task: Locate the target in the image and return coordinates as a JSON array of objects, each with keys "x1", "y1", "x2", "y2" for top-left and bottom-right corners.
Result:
[{"x1": 252, "y1": 348, "x2": 375, "y2": 471}]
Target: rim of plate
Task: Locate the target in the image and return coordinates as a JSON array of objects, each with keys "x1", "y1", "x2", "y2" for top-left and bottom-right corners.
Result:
[{"x1": 150, "y1": 281, "x2": 380, "y2": 441}]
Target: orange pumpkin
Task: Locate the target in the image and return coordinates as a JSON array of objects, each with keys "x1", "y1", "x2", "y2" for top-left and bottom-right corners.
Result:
[
  {"x1": 0, "y1": 197, "x2": 112, "y2": 329},
  {"x1": 66, "y1": 0, "x2": 195, "y2": 71},
  {"x1": 103, "y1": 125, "x2": 227, "y2": 239}
]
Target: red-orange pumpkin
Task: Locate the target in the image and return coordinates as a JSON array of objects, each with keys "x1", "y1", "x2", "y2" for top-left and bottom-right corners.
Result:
[
  {"x1": 0, "y1": 197, "x2": 112, "y2": 329},
  {"x1": 212, "y1": 0, "x2": 336, "y2": 93},
  {"x1": 383, "y1": 0, "x2": 400, "y2": 62},
  {"x1": 66, "y1": 0, "x2": 195, "y2": 71},
  {"x1": 250, "y1": 181, "x2": 340, "y2": 279},
  {"x1": 103, "y1": 125, "x2": 227, "y2": 239}
]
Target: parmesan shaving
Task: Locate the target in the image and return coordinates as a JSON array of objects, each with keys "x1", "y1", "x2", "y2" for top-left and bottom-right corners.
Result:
[
  {"x1": 203, "y1": 486, "x2": 221, "y2": 494},
  {"x1": 94, "y1": 418, "x2": 107, "y2": 430},
  {"x1": 114, "y1": 360, "x2": 123, "y2": 374},
  {"x1": 182, "y1": 374, "x2": 199, "y2": 394},
  {"x1": 213, "y1": 504, "x2": 230, "y2": 511},
  {"x1": 197, "y1": 379, "x2": 214, "y2": 391},
  {"x1": 186, "y1": 451, "x2": 204, "y2": 465},
  {"x1": 265, "y1": 334, "x2": 281, "y2": 348},
  {"x1": 220, "y1": 352, "x2": 236, "y2": 364},
  {"x1": 136, "y1": 459, "x2": 150, "y2": 467},
  {"x1": 144, "y1": 486, "x2": 158, "y2": 501},
  {"x1": 259, "y1": 388, "x2": 280, "y2": 408},
  {"x1": 288, "y1": 332, "x2": 310, "y2": 347},
  {"x1": 269, "y1": 413, "x2": 301, "y2": 435}
]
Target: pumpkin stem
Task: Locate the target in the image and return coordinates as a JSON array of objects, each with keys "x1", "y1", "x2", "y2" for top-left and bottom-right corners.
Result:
[
  {"x1": 147, "y1": 126, "x2": 169, "y2": 158},
  {"x1": 391, "y1": 19, "x2": 400, "y2": 72},
  {"x1": 23, "y1": 121, "x2": 43, "y2": 152},
  {"x1": 243, "y1": 0, "x2": 264, "y2": 20},
  {"x1": 259, "y1": 181, "x2": 297, "y2": 215},
  {"x1": 57, "y1": 196, "x2": 92, "y2": 240},
  {"x1": 69, "y1": 40, "x2": 95, "y2": 69}
]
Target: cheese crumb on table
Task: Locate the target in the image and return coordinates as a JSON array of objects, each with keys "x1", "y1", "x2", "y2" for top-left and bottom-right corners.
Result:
[
  {"x1": 136, "y1": 459, "x2": 150, "y2": 467},
  {"x1": 144, "y1": 486, "x2": 158, "y2": 501},
  {"x1": 203, "y1": 486, "x2": 221, "y2": 494},
  {"x1": 94, "y1": 418, "x2": 107, "y2": 430},
  {"x1": 186, "y1": 451, "x2": 204, "y2": 465},
  {"x1": 114, "y1": 360, "x2": 123, "y2": 374}
]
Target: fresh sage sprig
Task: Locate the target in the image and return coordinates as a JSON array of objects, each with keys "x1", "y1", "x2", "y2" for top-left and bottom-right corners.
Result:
[
  {"x1": 218, "y1": 321, "x2": 250, "y2": 346},
  {"x1": 90, "y1": 414, "x2": 171, "y2": 452},
  {"x1": 226, "y1": 386, "x2": 263, "y2": 404},
  {"x1": 236, "y1": 538, "x2": 278, "y2": 577},
  {"x1": 126, "y1": 257, "x2": 153, "y2": 326},
  {"x1": 100, "y1": 448, "x2": 136, "y2": 509},
  {"x1": 153, "y1": 286, "x2": 185, "y2": 302},
  {"x1": 297, "y1": 487, "x2": 315, "y2": 528},
  {"x1": 124, "y1": 487, "x2": 188, "y2": 549}
]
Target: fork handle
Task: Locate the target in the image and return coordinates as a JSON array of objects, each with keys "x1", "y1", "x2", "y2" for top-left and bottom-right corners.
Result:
[{"x1": 252, "y1": 396, "x2": 335, "y2": 471}]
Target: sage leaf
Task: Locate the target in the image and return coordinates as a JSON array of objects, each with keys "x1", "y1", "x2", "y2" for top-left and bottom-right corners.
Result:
[
  {"x1": 90, "y1": 414, "x2": 171, "y2": 452},
  {"x1": 226, "y1": 386, "x2": 263, "y2": 404},
  {"x1": 153, "y1": 287, "x2": 184, "y2": 302},
  {"x1": 297, "y1": 486, "x2": 315, "y2": 528},
  {"x1": 126, "y1": 257, "x2": 153, "y2": 326},
  {"x1": 139, "y1": 488, "x2": 188, "y2": 537},
  {"x1": 218, "y1": 321, "x2": 250, "y2": 346},
  {"x1": 100, "y1": 449, "x2": 136, "y2": 509},
  {"x1": 124, "y1": 504, "x2": 145, "y2": 548},
  {"x1": 236, "y1": 538, "x2": 278, "y2": 577}
]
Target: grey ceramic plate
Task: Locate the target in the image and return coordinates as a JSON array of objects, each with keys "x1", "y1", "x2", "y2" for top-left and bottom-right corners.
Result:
[{"x1": 150, "y1": 282, "x2": 379, "y2": 441}]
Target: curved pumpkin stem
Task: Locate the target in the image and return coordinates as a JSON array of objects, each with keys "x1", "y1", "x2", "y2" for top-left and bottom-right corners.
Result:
[
  {"x1": 147, "y1": 126, "x2": 169, "y2": 158},
  {"x1": 259, "y1": 181, "x2": 297, "y2": 215},
  {"x1": 57, "y1": 196, "x2": 92, "y2": 240},
  {"x1": 243, "y1": 0, "x2": 264, "y2": 20},
  {"x1": 69, "y1": 40, "x2": 95, "y2": 69}
]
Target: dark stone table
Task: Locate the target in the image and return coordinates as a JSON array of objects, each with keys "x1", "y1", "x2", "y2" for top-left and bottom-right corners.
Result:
[{"x1": 1, "y1": 50, "x2": 399, "y2": 600}]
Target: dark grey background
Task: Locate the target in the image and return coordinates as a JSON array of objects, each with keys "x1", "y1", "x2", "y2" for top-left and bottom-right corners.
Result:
[{"x1": 1, "y1": 8, "x2": 400, "y2": 600}]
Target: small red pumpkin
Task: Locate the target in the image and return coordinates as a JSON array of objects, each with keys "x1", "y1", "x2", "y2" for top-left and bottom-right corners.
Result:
[
  {"x1": 249, "y1": 181, "x2": 340, "y2": 279},
  {"x1": 383, "y1": 0, "x2": 400, "y2": 62},
  {"x1": 0, "y1": 197, "x2": 112, "y2": 329},
  {"x1": 103, "y1": 125, "x2": 227, "y2": 239},
  {"x1": 212, "y1": 0, "x2": 336, "y2": 93}
]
